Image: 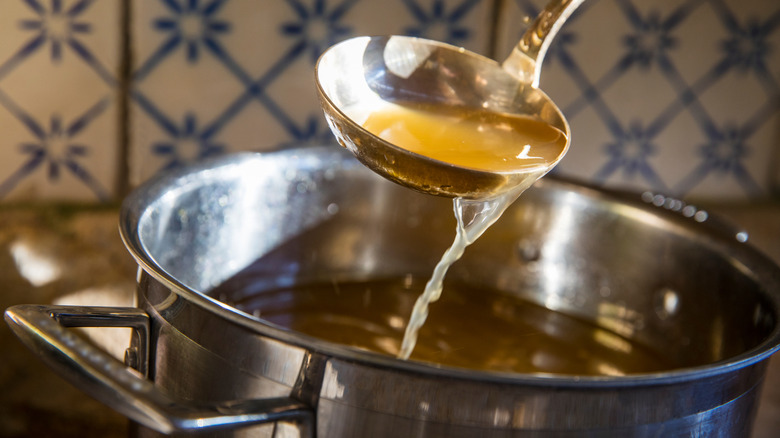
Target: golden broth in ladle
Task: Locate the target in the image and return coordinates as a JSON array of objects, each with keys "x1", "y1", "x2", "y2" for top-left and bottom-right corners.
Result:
[{"x1": 360, "y1": 102, "x2": 568, "y2": 173}]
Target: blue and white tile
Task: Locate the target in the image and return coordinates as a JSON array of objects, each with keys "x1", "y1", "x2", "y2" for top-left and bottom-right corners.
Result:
[
  {"x1": 497, "y1": 0, "x2": 780, "y2": 201},
  {"x1": 129, "y1": 0, "x2": 495, "y2": 185},
  {"x1": 0, "y1": 0, "x2": 122, "y2": 202}
]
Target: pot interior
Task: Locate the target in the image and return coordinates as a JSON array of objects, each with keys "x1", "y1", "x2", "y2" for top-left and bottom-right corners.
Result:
[{"x1": 128, "y1": 147, "x2": 780, "y2": 376}]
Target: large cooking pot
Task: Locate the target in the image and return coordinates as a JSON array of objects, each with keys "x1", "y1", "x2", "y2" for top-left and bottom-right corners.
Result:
[{"x1": 6, "y1": 147, "x2": 780, "y2": 437}]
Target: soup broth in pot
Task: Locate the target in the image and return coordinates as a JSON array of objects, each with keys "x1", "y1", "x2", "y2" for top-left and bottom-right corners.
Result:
[{"x1": 223, "y1": 277, "x2": 673, "y2": 376}]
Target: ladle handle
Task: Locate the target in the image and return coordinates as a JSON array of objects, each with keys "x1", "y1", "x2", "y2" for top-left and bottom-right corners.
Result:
[
  {"x1": 4, "y1": 305, "x2": 313, "y2": 436},
  {"x1": 502, "y1": 0, "x2": 585, "y2": 87}
]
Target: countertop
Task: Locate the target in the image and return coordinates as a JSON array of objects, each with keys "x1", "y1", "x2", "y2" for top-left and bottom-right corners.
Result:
[{"x1": 0, "y1": 203, "x2": 778, "y2": 437}]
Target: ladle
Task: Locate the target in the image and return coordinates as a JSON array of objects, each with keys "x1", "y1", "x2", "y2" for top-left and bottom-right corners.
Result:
[{"x1": 315, "y1": 0, "x2": 584, "y2": 199}]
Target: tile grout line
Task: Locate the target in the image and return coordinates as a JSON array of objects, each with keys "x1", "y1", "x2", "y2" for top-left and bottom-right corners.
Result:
[
  {"x1": 117, "y1": 0, "x2": 132, "y2": 199},
  {"x1": 488, "y1": 0, "x2": 505, "y2": 60}
]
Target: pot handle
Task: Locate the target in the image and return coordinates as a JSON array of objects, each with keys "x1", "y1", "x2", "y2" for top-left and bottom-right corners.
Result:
[{"x1": 4, "y1": 305, "x2": 313, "y2": 436}]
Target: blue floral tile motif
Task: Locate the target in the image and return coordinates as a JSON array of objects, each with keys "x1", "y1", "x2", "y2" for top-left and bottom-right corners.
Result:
[
  {"x1": 0, "y1": 0, "x2": 119, "y2": 201},
  {"x1": 676, "y1": 123, "x2": 763, "y2": 195},
  {"x1": 596, "y1": 121, "x2": 665, "y2": 190},
  {"x1": 502, "y1": 0, "x2": 780, "y2": 200},
  {"x1": 158, "y1": 0, "x2": 231, "y2": 62},
  {"x1": 151, "y1": 113, "x2": 226, "y2": 170},
  {"x1": 402, "y1": 0, "x2": 480, "y2": 44},
  {"x1": 8, "y1": 103, "x2": 112, "y2": 196},
  {"x1": 281, "y1": 0, "x2": 356, "y2": 63},
  {"x1": 722, "y1": 19, "x2": 772, "y2": 72},
  {"x1": 130, "y1": 0, "x2": 493, "y2": 184},
  {"x1": 135, "y1": 0, "x2": 231, "y2": 79},
  {"x1": 621, "y1": 11, "x2": 678, "y2": 69},
  {"x1": 17, "y1": 0, "x2": 93, "y2": 63}
]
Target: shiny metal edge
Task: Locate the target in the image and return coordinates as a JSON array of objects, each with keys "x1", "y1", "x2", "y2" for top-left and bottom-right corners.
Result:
[{"x1": 118, "y1": 146, "x2": 780, "y2": 388}]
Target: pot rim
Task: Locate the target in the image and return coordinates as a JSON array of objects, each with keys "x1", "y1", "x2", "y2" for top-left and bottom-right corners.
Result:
[{"x1": 119, "y1": 147, "x2": 780, "y2": 388}]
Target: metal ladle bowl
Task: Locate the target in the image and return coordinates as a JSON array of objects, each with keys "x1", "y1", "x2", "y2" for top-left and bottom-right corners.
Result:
[{"x1": 315, "y1": 0, "x2": 584, "y2": 199}]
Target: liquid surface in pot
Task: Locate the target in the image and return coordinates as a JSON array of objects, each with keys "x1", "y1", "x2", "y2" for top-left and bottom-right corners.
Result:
[
  {"x1": 357, "y1": 101, "x2": 567, "y2": 359},
  {"x1": 229, "y1": 278, "x2": 672, "y2": 376}
]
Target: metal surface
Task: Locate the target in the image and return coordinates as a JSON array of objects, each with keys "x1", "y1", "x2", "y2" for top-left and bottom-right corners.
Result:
[
  {"x1": 314, "y1": 0, "x2": 583, "y2": 199},
  {"x1": 6, "y1": 146, "x2": 780, "y2": 436},
  {"x1": 503, "y1": 0, "x2": 585, "y2": 87},
  {"x1": 3, "y1": 305, "x2": 312, "y2": 436}
]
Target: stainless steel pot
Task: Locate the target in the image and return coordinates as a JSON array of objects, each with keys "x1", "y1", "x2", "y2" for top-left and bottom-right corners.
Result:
[{"x1": 6, "y1": 146, "x2": 780, "y2": 437}]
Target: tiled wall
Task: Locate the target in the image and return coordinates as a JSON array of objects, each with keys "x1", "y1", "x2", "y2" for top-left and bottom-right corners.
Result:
[
  {"x1": 0, "y1": 0, "x2": 778, "y2": 203},
  {"x1": 127, "y1": 0, "x2": 494, "y2": 185},
  {"x1": 0, "y1": 0, "x2": 122, "y2": 202}
]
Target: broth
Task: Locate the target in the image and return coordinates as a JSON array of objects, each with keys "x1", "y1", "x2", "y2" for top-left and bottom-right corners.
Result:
[
  {"x1": 230, "y1": 277, "x2": 672, "y2": 376},
  {"x1": 359, "y1": 102, "x2": 568, "y2": 173},
  {"x1": 357, "y1": 101, "x2": 568, "y2": 359}
]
